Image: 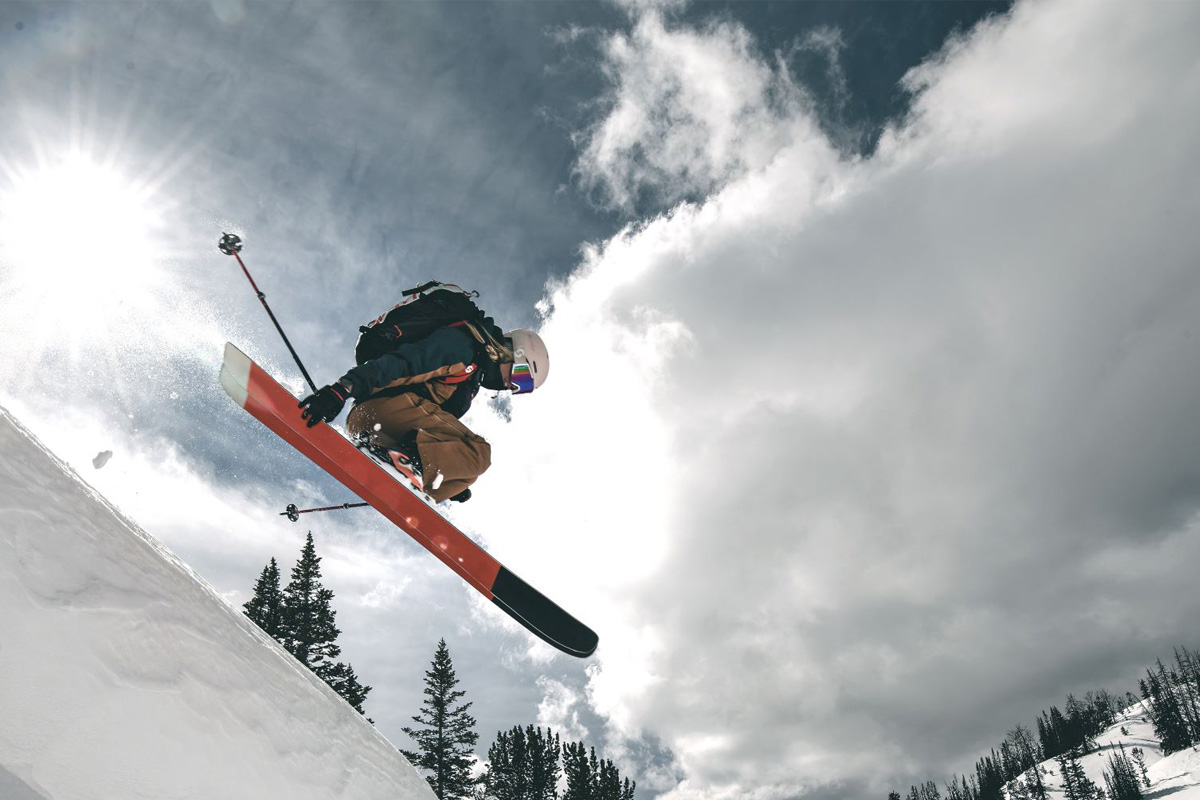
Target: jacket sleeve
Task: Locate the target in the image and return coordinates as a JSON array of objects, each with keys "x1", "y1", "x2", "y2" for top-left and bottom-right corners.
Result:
[{"x1": 338, "y1": 326, "x2": 476, "y2": 398}]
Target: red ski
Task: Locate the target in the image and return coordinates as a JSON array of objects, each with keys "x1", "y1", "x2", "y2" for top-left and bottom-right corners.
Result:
[{"x1": 219, "y1": 342, "x2": 597, "y2": 658}]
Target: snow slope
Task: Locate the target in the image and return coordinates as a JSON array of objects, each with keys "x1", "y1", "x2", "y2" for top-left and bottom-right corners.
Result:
[
  {"x1": 1009, "y1": 701, "x2": 1200, "y2": 799},
  {"x1": 0, "y1": 406, "x2": 435, "y2": 800}
]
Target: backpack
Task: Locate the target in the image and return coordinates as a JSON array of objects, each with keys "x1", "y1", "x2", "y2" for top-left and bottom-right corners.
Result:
[{"x1": 354, "y1": 281, "x2": 510, "y2": 366}]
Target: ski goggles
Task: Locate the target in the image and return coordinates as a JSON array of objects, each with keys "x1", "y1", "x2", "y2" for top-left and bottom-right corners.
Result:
[{"x1": 508, "y1": 361, "x2": 536, "y2": 394}]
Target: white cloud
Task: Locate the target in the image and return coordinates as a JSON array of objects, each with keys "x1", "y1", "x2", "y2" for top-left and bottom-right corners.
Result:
[
  {"x1": 536, "y1": 676, "x2": 591, "y2": 742},
  {"x1": 487, "y1": 0, "x2": 1200, "y2": 796},
  {"x1": 878, "y1": 0, "x2": 1189, "y2": 164},
  {"x1": 573, "y1": 10, "x2": 822, "y2": 211},
  {"x1": 358, "y1": 578, "x2": 411, "y2": 609}
]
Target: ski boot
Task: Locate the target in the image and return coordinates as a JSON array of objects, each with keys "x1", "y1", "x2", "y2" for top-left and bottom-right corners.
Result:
[{"x1": 356, "y1": 432, "x2": 426, "y2": 493}]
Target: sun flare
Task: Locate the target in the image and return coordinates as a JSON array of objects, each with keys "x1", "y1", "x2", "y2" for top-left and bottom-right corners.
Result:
[{"x1": 0, "y1": 152, "x2": 167, "y2": 345}]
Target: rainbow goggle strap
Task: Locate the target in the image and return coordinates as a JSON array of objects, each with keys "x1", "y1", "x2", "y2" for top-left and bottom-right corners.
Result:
[{"x1": 509, "y1": 361, "x2": 536, "y2": 394}]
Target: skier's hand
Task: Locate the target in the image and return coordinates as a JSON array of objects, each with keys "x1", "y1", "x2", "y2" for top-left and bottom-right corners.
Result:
[{"x1": 299, "y1": 383, "x2": 349, "y2": 427}]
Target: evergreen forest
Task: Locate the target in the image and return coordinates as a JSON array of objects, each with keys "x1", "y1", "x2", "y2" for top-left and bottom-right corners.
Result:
[
  {"x1": 242, "y1": 533, "x2": 636, "y2": 800},
  {"x1": 890, "y1": 646, "x2": 1200, "y2": 800}
]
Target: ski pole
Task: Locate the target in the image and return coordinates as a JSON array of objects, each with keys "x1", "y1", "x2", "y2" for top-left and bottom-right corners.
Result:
[
  {"x1": 281, "y1": 502, "x2": 370, "y2": 522},
  {"x1": 218, "y1": 233, "x2": 319, "y2": 395}
]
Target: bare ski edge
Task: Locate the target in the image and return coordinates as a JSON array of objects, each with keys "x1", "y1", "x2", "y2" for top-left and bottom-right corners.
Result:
[{"x1": 219, "y1": 342, "x2": 598, "y2": 658}]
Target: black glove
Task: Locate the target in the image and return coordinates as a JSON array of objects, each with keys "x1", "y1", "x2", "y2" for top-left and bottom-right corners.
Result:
[{"x1": 299, "y1": 383, "x2": 349, "y2": 428}]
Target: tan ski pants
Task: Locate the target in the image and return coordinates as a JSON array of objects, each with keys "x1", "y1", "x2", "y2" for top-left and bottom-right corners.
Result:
[{"x1": 346, "y1": 393, "x2": 491, "y2": 503}]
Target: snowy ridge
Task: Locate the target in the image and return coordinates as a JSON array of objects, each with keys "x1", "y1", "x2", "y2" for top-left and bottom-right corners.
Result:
[
  {"x1": 1004, "y1": 701, "x2": 1200, "y2": 799},
  {"x1": 0, "y1": 405, "x2": 435, "y2": 800}
]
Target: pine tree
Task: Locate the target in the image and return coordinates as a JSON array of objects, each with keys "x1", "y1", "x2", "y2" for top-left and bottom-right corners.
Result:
[
  {"x1": 528, "y1": 728, "x2": 563, "y2": 800},
  {"x1": 1025, "y1": 764, "x2": 1050, "y2": 800},
  {"x1": 280, "y1": 532, "x2": 342, "y2": 671},
  {"x1": 974, "y1": 749, "x2": 1005, "y2": 800},
  {"x1": 562, "y1": 742, "x2": 635, "y2": 800},
  {"x1": 483, "y1": 727, "x2": 528, "y2": 800},
  {"x1": 1055, "y1": 748, "x2": 1102, "y2": 800},
  {"x1": 1038, "y1": 706, "x2": 1071, "y2": 760},
  {"x1": 1172, "y1": 647, "x2": 1200, "y2": 744},
  {"x1": 1005, "y1": 765, "x2": 1049, "y2": 800},
  {"x1": 403, "y1": 639, "x2": 479, "y2": 800},
  {"x1": 1130, "y1": 747, "x2": 1151, "y2": 789},
  {"x1": 906, "y1": 781, "x2": 941, "y2": 800},
  {"x1": 275, "y1": 533, "x2": 372, "y2": 715},
  {"x1": 1008, "y1": 776, "x2": 1033, "y2": 800},
  {"x1": 943, "y1": 775, "x2": 971, "y2": 800},
  {"x1": 1088, "y1": 689, "x2": 1121, "y2": 732},
  {"x1": 1055, "y1": 750, "x2": 1077, "y2": 800},
  {"x1": 482, "y1": 726, "x2": 561, "y2": 800},
  {"x1": 562, "y1": 742, "x2": 597, "y2": 800},
  {"x1": 1102, "y1": 742, "x2": 1144, "y2": 800},
  {"x1": 1005, "y1": 724, "x2": 1046, "y2": 800},
  {"x1": 1064, "y1": 694, "x2": 1097, "y2": 754},
  {"x1": 243, "y1": 557, "x2": 284, "y2": 639},
  {"x1": 1141, "y1": 659, "x2": 1192, "y2": 754},
  {"x1": 319, "y1": 660, "x2": 371, "y2": 716},
  {"x1": 598, "y1": 760, "x2": 635, "y2": 800}
]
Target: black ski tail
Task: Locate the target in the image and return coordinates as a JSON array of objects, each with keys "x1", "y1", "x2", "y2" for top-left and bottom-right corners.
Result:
[{"x1": 491, "y1": 567, "x2": 598, "y2": 658}]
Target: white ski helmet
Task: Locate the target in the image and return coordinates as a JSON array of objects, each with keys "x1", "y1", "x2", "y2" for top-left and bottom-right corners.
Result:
[{"x1": 505, "y1": 329, "x2": 549, "y2": 393}]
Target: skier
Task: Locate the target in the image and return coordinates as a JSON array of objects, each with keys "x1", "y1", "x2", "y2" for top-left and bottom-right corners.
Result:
[
  {"x1": 217, "y1": 236, "x2": 592, "y2": 655},
  {"x1": 296, "y1": 303, "x2": 548, "y2": 504}
]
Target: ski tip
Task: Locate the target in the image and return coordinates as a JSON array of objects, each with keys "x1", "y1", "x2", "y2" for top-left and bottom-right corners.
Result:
[
  {"x1": 219, "y1": 342, "x2": 252, "y2": 408},
  {"x1": 491, "y1": 567, "x2": 599, "y2": 659},
  {"x1": 222, "y1": 341, "x2": 250, "y2": 367}
]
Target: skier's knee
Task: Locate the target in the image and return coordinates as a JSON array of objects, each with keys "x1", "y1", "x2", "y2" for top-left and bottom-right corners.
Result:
[{"x1": 474, "y1": 439, "x2": 491, "y2": 474}]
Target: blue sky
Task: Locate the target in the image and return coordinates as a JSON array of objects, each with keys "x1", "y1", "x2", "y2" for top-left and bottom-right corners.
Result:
[{"x1": 3, "y1": 1, "x2": 1200, "y2": 798}]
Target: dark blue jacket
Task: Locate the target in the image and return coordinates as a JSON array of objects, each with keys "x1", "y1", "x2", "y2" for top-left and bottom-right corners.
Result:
[{"x1": 339, "y1": 326, "x2": 506, "y2": 418}]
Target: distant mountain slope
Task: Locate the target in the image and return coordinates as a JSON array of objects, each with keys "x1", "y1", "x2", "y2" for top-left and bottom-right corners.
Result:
[
  {"x1": 0, "y1": 406, "x2": 435, "y2": 800},
  {"x1": 954, "y1": 694, "x2": 1200, "y2": 800},
  {"x1": 1029, "y1": 701, "x2": 1200, "y2": 798}
]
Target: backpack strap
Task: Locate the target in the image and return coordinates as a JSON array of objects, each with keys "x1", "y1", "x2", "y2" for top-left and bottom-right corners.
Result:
[
  {"x1": 437, "y1": 362, "x2": 479, "y2": 385},
  {"x1": 458, "y1": 320, "x2": 514, "y2": 364}
]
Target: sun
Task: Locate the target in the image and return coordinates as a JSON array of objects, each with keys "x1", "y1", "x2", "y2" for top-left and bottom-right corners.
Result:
[{"x1": 0, "y1": 151, "x2": 167, "y2": 348}]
